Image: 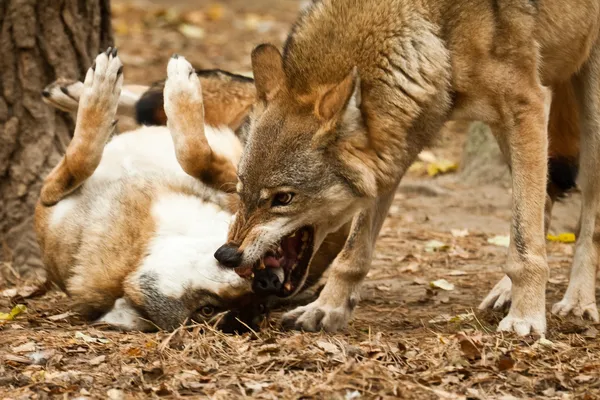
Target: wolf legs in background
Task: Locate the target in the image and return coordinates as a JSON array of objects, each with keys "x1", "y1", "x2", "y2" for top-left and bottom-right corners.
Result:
[{"x1": 552, "y1": 44, "x2": 600, "y2": 322}]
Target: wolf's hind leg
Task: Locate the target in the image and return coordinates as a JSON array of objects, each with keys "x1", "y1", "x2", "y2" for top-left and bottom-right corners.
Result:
[
  {"x1": 552, "y1": 46, "x2": 600, "y2": 323},
  {"x1": 42, "y1": 78, "x2": 143, "y2": 119},
  {"x1": 40, "y1": 48, "x2": 123, "y2": 206}
]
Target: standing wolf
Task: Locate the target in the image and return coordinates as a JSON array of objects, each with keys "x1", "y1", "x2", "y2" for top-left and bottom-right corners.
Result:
[{"x1": 214, "y1": 0, "x2": 600, "y2": 336}]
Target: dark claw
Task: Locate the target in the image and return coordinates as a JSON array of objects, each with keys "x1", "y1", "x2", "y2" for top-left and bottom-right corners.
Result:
[
  {"x1": 117, "y1": 65, "x2": 123, "y2": 77},
  {"x1": 172, "y1": 54, "x2": 179, "y2": 59},
  {"x1": 41, "y1": 90, "x2": 50, "y2": 98},
  {"x1": 105, "y1": 46, "x2": 112, "y2": 56},
  {"x1": 91, "y1": 60, "x2": 96, "y2": 71},
  {"x1": 111, "y1": 47, "x2": 118, "y2": 58},
  {"x1": 60, "y1": 86, "x2": 69, "y2": 95},
  {"x1": 111, "y1": 119, "x2": 119, "y2": 127}
]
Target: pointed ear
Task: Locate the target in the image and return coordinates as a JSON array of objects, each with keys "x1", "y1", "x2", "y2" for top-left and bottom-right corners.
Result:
[
  {"x1": 315, "y1": 67, "x2": 361, "y2": 121},
  {"x1": 251, "y1": 44, "x2": 285, "y2": 102}
]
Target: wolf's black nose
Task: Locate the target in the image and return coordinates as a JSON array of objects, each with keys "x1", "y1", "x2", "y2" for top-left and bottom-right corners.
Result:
[
  {"x1": 252, "y1": 269, "x2": 282, "y2": 295},
  {"x1": 214, "y1": 243, "x2": 243, "y2": 268}
]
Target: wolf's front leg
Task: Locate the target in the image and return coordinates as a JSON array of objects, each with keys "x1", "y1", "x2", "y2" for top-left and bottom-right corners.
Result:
[
  {"x1": 492, "y1": 86, "x2": 552, "y2": 336},
  {"x1": 40, "y1": 48, "x2": 123, "y2": 206},
  {"x1": 282, "y1": 191, "x2": 395, "y2": 332}
]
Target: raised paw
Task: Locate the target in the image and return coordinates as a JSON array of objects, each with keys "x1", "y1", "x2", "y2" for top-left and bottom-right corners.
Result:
[
  {"x1": 552, "y1": 290, "x2": 599, "y2": 322},
  {"x1": 281, "y1": 300, "x2": 353, "y2": 332},
  {"x1": 164, "y1": 54, "x2": 203, "y2": 125},
  {"x1": 78, "y1": 47, "x2": 123, "y2": 121},
  {"x1": 479, "y1": 275, "x2": 512, "y2": 311},
  {"x1": 41, "y1": 78, "x2": 84, "y2": 113}
]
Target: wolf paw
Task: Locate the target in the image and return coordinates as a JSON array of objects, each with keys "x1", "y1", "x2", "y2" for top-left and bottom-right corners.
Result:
[
  {"x1": 281, "y1": 300, "x2": 352, "y2": 332},
  {"x1": 498, "y1": 307, "x2": 546, "y2": 336},
  {"x1": 79, "y1": 47, "x2": 123, "y2": 123},
  {"x1": 552, "y1": 290, "x2": 599, "y2": 322},
  {"x1": 42, "y1": 78, "x2": 84, "y2": 113},
  {"x1": 164, "y1": 54, "x2": 203, "y2": 125},
  {"x1": 479, "y1": 275, "x2": 512, "y2": 311}
]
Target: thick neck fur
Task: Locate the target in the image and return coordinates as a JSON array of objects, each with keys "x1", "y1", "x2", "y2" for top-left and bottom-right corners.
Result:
[{"x1": 282, "y1": 0, "x2": 453, "y2": 193}]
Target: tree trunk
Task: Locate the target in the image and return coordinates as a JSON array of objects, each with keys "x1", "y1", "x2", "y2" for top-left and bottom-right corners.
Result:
[
  {"x1": 0, "y1": 0, "x2": 112, "y2": 278},
  {"x1": 459, "y1": 122, "x2": 511, "y2": 187}
]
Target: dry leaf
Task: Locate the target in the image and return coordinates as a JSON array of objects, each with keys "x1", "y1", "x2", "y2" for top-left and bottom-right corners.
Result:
[
  {"x1": 547, "y1": 232, "x2": 576, "y2": 243},
  {"x1": 107, "y1": 389, "x2": 126, "y2": 400},
  {"x1": 345, "y1": 390, "x2": 361, "y2": 400},
  {"x1": 182, "y1": 10, "x2": 206, "y2": 25},
  {"x1": 424, "y1": 240, "x2": 449, "y2": 253},
  {"x1": 75, "y1": 331, "x2": 110, "y2": 344},
  {"x1": 497, "y1": 354, "x2": 515, "y2": 371},
  {"x1": 427, "y1": 160, "x2": 458, "y2": 177},
  {"x1": 1, "y1": 286, "x2": 41, "y2": 298},
  {"x1": 408, "y1": 161, "x2": 426, "y2": 174},
  {"x1": 431, "y1": 279, "x2": 455, "y2": 291},
  {"x1": 12, "y1": 342, "x2": 36, "y2": 353},
  {"x1": 47, "y1": 311, "x2": 74, "y2": 321},
  {"x1": 0, "y1": 304, "x2": 27, "y2": 321},
  {"x1": 316, "y1": 340, "x2": 338, "y2": 354},
  {"x1": 399, "y1": 262, "x2": 420, "y2": 273},
  {"x1": 206, "y1": 3, "x2": 224, "y2": 21},
  {"x1": 583, "y1": 326, "x2": 598, "y2": 339},
  {"x1": 487, "y1": 235, "x2": 510, "y2": 247},
  {"x1": 89, "y1": 355, "x2": 106, "y2": 366},
  {"x1": 429, "y1": 312, "x2": 474, "y2": 324},
  {"x1": 418, "y1": 150, "x2": 437, "y2": 163},
  {"x1": 457, "y1": 334, "x2": 481, "y2": 361},
  {"x1": 178, "y1": 24, "x2": 205, "y2": 39},
  {"x1": 450, "y1": 229, "x2": 469, "y2": 238}
]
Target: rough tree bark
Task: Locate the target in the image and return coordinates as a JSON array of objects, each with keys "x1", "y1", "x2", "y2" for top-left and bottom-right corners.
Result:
[
  {"x1": 459, "y1": 122, "x2": 511, "y2": 187},
  {"x1": 0, "y1": 0, "x2": 112, "y2": 278}
]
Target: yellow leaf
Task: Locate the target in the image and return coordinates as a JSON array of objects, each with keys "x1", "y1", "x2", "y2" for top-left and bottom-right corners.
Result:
[
  {"x1": 408, "y1": 161, "x2": 425, "y2": 173},
  {"x1": 206, "y1": 4, "x2": 224, "y2": 21},
  {"x1": 547, "y1": 233, "x2": 576, "y2": 243},
  {"x1": 113, "y1": 20, "x2": 129, "y2": 35},
  {"x1": 427, "y1": 160, "x2": 458, "y2": 177},
  {"x1": 0, "y1": 304, "x2": 27, "y2": 321}
]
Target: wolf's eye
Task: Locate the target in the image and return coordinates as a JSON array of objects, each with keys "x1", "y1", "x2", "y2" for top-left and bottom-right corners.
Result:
[
  {"x1": 272, "y1": 192, "x2": 294, "y2": 207},
  {"x1": 199, "y1": 305, "x2": 215, "y2": 317}
]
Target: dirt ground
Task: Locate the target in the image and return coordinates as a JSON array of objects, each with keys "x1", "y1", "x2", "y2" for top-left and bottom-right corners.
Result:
[{"x1": 1, "y1": 1, "x2": 599, "y2": 399}]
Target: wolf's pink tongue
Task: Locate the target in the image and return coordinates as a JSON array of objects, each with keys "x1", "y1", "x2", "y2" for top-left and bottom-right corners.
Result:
[{"x1": 264, "y1": 255, "x2": 281, "y2": 268}]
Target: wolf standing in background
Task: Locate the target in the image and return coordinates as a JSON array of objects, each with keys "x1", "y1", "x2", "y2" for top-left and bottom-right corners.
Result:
[{"x1": 214, "y1": 0, "x2": 600, "y2": 336}]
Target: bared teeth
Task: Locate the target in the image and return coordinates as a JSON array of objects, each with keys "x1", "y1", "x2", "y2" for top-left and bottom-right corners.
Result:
[
  {"x1": 284, "y1": 281, "x2": 293, "y2": 292},
  {"x1": 301, "y1": 231, "x2": 309, "y2": 242}
]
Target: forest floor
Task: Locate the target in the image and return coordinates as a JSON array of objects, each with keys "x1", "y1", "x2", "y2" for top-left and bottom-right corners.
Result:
[{"x1": 1, "y1": 1, "x2": 599, "y2": 399}]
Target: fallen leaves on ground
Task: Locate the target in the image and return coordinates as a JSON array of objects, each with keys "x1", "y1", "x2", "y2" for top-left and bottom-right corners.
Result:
[
  {"x1": 0, "y1": 304, "x2": 27, "y2": 321},
  {"x1": 487, "y1": 235, "x2": 510, "y2": 247},
  {"x1": 547, "y1": 232, "x2": 576, "y2": 243}
]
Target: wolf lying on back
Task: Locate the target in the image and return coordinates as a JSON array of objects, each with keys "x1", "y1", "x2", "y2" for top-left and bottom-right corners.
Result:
[
  {"x1": 210, "y1": 0, "x2": 600, "y2": 336},
  {"x1": 37, "y1": 48, "x2": 348, "y2": 332}
]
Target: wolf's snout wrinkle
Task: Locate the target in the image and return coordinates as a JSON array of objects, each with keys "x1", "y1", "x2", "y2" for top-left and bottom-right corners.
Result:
[{"x1": 214, "y1": 243, "x2": 243, "y2": 268}]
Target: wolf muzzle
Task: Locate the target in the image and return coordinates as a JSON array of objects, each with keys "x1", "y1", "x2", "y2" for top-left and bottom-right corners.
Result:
[{"x1": 214, "y1": 243, "x2": 243, "y2": 268}]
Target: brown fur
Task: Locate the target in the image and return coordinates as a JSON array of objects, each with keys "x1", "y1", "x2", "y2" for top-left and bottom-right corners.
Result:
[
  {"x1": 136, "y1": 70, "x2": 256, "y2": 132},
  {"x1": 223, "y1": 0, "x2": 600, "y2": 334}
]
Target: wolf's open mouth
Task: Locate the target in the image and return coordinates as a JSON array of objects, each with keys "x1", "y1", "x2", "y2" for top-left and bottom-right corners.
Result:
[{"x1": 235, "y1": 226, "x2": 314, "y2": 297}]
